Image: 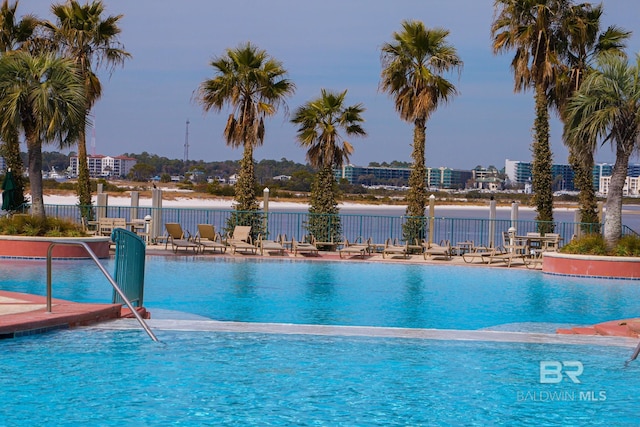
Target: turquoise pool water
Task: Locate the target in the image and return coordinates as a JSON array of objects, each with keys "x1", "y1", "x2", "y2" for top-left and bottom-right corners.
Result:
[
  {"x1": 1, "y1": 257, "x2": 640, "y2": 425},
  {"x1": 2, "y1": 257, "x2": 640, "y2": 330},
  {"x1": 1, "y1": 329, "x2": 639, "y2": 425}
]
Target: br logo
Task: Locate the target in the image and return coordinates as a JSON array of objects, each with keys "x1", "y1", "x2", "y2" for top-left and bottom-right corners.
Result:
[{"x1": 539, "y1": 361, "x2": 584, "y2": 384}]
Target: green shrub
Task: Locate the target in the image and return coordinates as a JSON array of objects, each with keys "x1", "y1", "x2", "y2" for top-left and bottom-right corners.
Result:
[
  {"x1": 560, "y1": 233, "x2": 640, "y2": 256},
  {"x1": 0, "y1": 215, "x2": 87, "y2": 237},
  {"x1": 613, "y1": 235, "x2": 640, "y2": 257}
]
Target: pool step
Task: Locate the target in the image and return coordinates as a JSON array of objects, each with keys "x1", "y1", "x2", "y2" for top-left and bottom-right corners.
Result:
[
  {"x1": 556, "y1": 319, "x2": 640, "y2": 338},
  {"x1": 0, "y1": 290, "x2": 149, "y2": 339}
]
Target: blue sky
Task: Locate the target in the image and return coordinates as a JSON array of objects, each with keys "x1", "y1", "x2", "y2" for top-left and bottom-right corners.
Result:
[{"x1": 26, "y1": 0, "x2": 640, "y2": 169}]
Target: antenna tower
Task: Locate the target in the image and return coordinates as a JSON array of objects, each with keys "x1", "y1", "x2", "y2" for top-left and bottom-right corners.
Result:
[
  {"x1": 91, "y1": 120, "x2": 96, "y2": 156},
  {"x1": 184, "y1": 119, "x2": 190, "y2": 163}
]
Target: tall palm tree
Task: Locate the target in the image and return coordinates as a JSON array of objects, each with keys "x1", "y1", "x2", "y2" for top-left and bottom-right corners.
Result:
[
  {"x1": 492, "y1": 0, "x2": 567, "y2": 232},
  {"x1": 553, "y1": 3, "x2": 629, "y2": 228},
  {"x1": 380, "y1": 20, "x2": 462, "y2": 242},
  {"x1": 0, "y1": 50, "x2": 86, "y2": 219},
  {"x1": 196, "y1": 42, "x2": 295, "y2": 235},
  {"x1": 563, "y1": 53, "x2": 640, "y2": 247},
  {"x1": 291, "y1": 89, "x2": 366, "y2": 242},
  {"x1": 0, "y1": 0, "x2": 39, "y2": 210},
  {"x1": 45, "y1": 0, "x2": 130, "y2": 219}
]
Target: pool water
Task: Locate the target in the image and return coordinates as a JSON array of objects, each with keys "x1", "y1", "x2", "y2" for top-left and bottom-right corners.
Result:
[
  {"x1": 1, "y1": 329, "x2": 639, "y2": 425},
  {"x1": 3, "y1": 257, "x2": 640, "y2": 331},
  {"x1": 1, "y1": 257, "x2": 640, "y2": 425}
]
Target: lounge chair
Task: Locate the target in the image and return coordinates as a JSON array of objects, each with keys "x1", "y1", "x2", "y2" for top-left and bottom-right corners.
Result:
[
  {"x1": 278, "y1": 233, "x2": 293, "y2": 250},
  {"x1": 309, "y1": 234, "x2": 339, "y2": 251},
  {"x1": 488, "y1": 237, "x2": 528, "y2": 267},
  {"x1": 196, "y1": 224, "x2": 227, "y2": 254},
  {"x1": 382, "y1": 238, "x2": 409, "y2": 259},
  {"x1": 257, "y1": 234, "x2": 286, "y2": 256},
  {"x1": 227, "y1": 225, "x2": 257, "y2": 255},
  {"x1": 165, "y1": 223, "x2": 200, "y2": 253},
  {"x1": 461, "y1": 242, "x2": 505, "y2": 264},
  {"x1": 339, "y1": 237, "x2": 371, "y2": 259},
  {"x1": 292, "y1": 237, "x2": 319, "y2": 257},
  {"x1": 422, "y1": 239, "x2": 452, "y2": 260}
]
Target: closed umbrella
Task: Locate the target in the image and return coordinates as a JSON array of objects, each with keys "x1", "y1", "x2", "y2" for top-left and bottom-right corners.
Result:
[{"x1": 2, "y1": 169, "x2": 16, "y2": 211}]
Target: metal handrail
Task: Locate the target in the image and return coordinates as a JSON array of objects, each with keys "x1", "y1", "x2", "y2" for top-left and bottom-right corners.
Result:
[{"x1": 46, "y1": 241, "x2": 159, "y2": 342}]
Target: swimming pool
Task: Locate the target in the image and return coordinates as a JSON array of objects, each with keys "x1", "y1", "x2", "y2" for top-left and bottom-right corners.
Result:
[
  {"x1": 1, "y1": 257, "x2": 640, "y2": 425},
  {"x1": 3, "y1": 257, "x2": 640, "y2": 331},
  {"x1": 1, "y1": 328, "x2": 639, "y2": 425}
]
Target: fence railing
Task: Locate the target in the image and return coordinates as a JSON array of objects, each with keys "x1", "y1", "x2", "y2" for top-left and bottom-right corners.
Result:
[{"x1": 41, "y1": 203, "x2": 618, "y2": 249}]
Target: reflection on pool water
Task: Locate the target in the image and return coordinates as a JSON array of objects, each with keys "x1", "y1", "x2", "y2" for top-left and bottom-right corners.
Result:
[
  {"x1": 3, "y1": 257, "x2": 640, "y2": 331},
  {"x1": 1, "y1": 257, "x2": 640, "y2": 425}
]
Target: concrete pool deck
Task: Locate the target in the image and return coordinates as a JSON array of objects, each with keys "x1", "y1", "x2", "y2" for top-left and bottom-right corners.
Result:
[{"x1": 0, "y1": 244, "x2": 637, "y2": 340}]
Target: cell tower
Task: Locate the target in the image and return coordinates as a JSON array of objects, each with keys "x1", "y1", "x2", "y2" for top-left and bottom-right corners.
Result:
[
  {"x1": 91, "y1": 119, "x2": 96, "y2": 156},
  {"x1": 184, "y1": 119, "x2": 190, "y2": 163}
]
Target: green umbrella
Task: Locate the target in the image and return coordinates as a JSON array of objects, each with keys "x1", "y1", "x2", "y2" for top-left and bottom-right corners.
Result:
[{"x1": 2, "y1": 170, "x2": 16, "y2": 211}]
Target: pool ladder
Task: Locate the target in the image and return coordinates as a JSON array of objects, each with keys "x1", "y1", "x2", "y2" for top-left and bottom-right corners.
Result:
[{"x1": 46, "y1": 241, "x2": 159, "y2": 342}]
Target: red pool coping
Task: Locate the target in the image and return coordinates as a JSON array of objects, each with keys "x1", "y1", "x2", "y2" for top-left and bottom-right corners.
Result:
[
  {"x1": 0, "y1": 290, "x2": 147, "y2": 339},
  {"x1": 557, "y1": 318, "x2": 640, "y2": 338}
]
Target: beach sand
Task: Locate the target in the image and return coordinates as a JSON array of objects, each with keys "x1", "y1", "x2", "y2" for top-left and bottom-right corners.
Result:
[{"x1": 41, "y1": 192, "x2": 551, "y2": 212}]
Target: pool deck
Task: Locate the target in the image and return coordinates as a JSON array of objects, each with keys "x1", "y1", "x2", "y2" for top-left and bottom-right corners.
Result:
[{"x1": 0, "y1": 243, "x2": 637, "y2": 339}]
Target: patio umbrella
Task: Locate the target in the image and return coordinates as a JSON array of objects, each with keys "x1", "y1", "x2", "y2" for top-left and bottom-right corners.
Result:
[{"x1": 2, "y1": 169, "x2": 16, "y2": 211}]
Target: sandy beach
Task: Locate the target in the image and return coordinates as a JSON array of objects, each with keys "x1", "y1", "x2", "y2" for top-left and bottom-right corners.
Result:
[{"x1": 41, "y1": 192, "x2": 549, "y2": 212}]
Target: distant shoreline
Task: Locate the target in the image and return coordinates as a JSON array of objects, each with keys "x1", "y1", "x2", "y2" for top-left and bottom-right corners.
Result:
[{"x1": 42, "y1": 192, "x2": 579, "y2": 212}]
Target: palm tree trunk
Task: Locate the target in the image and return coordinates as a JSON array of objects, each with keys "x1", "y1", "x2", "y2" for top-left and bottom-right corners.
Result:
[
  {"x1": 569, "y1": 149, "x2": 599, "y2": 230},
  {"x1": 76, "y1": 127, "x2": 93, "y2": 220},
  {"x1": 406, "y1": 117, "x2": 427, "y2": 217},
  {"x1": 603, "y1": 142, "x2": 631, "y2": 247},
  {"x1": 532, "y1": 84, "x2": 554, "y2": 232},
  {"x1": 403, "y1": 117, "x2": 427, "y2": 243},
  {"x1": 309, "y1": 165, "x2": 341, "y2": 242},
  {"x1": 235, "y1": 143, "x2": 258, "y2": 212},
  {"x1": 25, "y1": 128, "x2": 45, "y2": 220}
]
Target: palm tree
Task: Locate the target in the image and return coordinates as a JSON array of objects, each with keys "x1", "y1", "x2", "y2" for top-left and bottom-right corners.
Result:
[
  {"x1": 552, "y1": 3, "x2": 629, "y2": 229},
  {"x1": 380, "y1": 20, "x2": 462, "y2": 243},
  {"x1": 45, "y1": 0, "x2": 130, "y2": 219},
  {"x1": 0, "y1": 50, "x2": 86, "y2": 219},
  {"x1": 0, "y1": 0, "x2": 39, "y2": 210},
  {"x1": 196, "y1": 42, "x2": 295, "y2": 236},
  {"x1": 291, "y1": 89, "x2": 366, "y2": 242},
  {"x1": 492, "y1": 0, "x2": 567, "y2": 232},
  {"x1": 563, "y1": 53, "x2": 640, "y2": 247}
]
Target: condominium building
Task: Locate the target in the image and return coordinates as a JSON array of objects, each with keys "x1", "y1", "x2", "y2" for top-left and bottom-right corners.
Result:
[
  {"x1": 506, "y1": 159, "x2": 640, "y2": 194},
  {"x1": 504, "y1": 159, "x2": 575, "y2": 191},
  {"x1": 334, "y1": 164, "x2": 472, "y2": 189},
  {"x1": 69, "y1": 154, "x2": 137, "y2": 178},
  {"x1": 599, "y1": 176, "x2": 640, "y2": 196}
]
